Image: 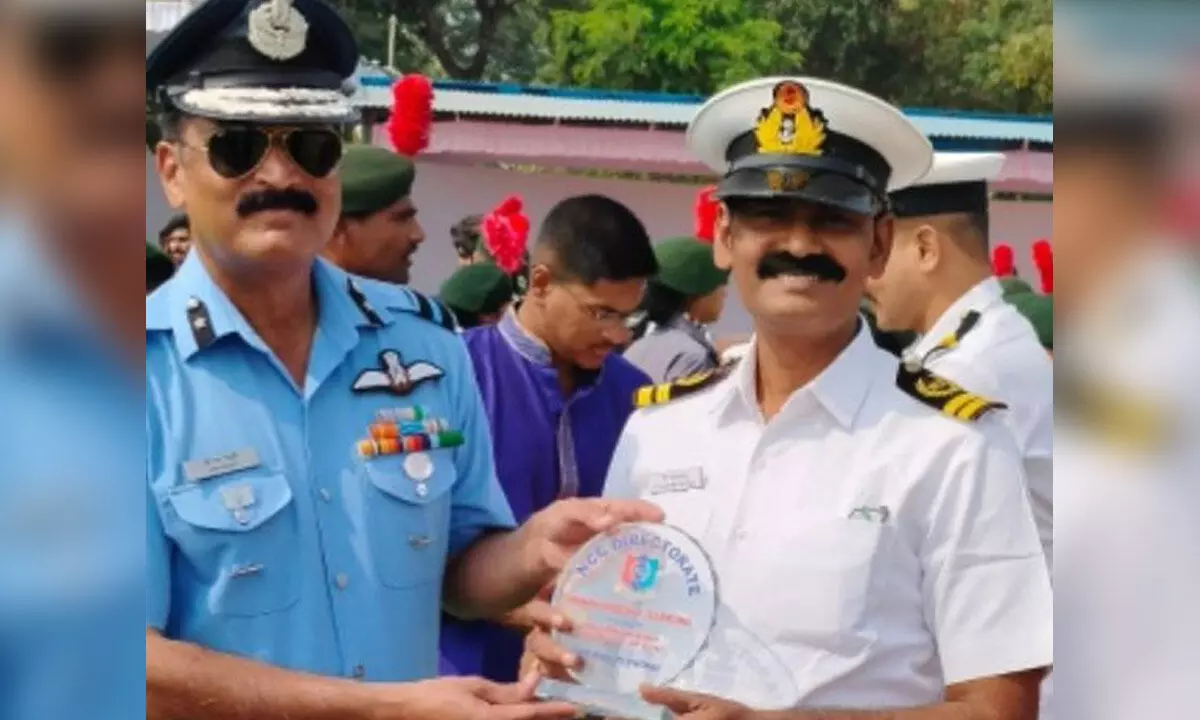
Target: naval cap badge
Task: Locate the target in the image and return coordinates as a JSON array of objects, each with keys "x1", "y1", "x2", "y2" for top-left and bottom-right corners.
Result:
[{"x1": 248, "y1": 0, "x2": 309, "y2": 62}]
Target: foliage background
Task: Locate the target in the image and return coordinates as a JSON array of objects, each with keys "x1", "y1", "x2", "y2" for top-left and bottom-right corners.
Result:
[{"x1": 331, "y1": 0, "x2": 1052, "y2": 113}]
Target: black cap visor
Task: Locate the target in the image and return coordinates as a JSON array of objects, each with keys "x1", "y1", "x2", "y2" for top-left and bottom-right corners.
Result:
[{"x1": 715, "y1": 162, "x2": 885, "y2": 216}]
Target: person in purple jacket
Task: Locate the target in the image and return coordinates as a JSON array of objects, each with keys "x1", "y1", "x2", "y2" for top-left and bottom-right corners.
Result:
[{"x1": 441, "y1": 194, "x2": 659, "y2": 682}]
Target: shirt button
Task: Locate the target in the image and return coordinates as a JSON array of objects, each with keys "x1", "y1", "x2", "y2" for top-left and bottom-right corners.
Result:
[
  {"x1": 352, "y1": 664, "x2": 365, "y2": 679},
  {"x1": 319, "y1": 488, "x2": 332, "y2": 502},
  {"x1": 335, "y1": 573, "x2": 349, "y2": 590}
]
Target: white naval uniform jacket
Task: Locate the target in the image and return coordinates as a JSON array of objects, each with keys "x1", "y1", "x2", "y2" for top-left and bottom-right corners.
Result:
[
  {"x1": 907, "y1": 277, "x2": 1054, "y2": 568},
  {"x1": 603, "y1": 327, "x2": 1052, "y2": 710}
]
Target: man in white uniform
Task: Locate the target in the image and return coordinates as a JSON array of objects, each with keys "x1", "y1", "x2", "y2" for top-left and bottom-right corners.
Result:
[
  {"x1": 866, "y1": 152, "x2": 1054, "y2": 568},
  {"x1": 525, "y1": 77, "x2": 1052, "y2": 719}
]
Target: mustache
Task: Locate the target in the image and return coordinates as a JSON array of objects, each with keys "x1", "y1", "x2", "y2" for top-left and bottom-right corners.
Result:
[
  {"x1": 236, "y1": 188, "x2": 318, "y2": 218},
  {"x1": 756, "y1": 251, "x2": 847, "y2": 283}
]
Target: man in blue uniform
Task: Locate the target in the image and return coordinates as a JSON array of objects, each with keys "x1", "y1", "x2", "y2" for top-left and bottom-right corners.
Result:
[
  {"x1": 145, "y1": 2, "x2": 659, "y2": 718},
  {"x1": 0, "y1": 2, "x2": 145, "y2": 719}
]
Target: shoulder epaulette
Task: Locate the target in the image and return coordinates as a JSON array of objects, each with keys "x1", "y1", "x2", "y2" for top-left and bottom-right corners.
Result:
[
  {"x1": 920, "y1": 310, "x2": 981, "y2": 365},
  {"x1": 634, "y1": 364, "x2": 732, "y2": 409},
  {"x1": 408, "y1": 290, "x2": 459, "y2": 332},
  {"x1": 896, "y1": 362, "x2": 1006, "y2": 422}
]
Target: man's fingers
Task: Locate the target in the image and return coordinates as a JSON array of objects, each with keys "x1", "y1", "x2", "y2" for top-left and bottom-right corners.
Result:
[
  {"x1": 523, "y1": 599, "x2": 573, "y2": 632},
  {"x1": 584, "y1": 499, "x2": 665, "y2": 531},
  {"x1": 526, "y1": 628, "x2": 581, "y2": 670},
  {"x1": 473, "y1": 675, "x2": 537, "y2": 704},
  {"x1": 640, "y1": 684, "x2": 703, "y2": 712}
]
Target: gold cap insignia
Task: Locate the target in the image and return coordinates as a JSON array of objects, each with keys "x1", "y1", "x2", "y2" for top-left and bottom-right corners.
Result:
[{"x1": 753, "y1": 81, "x2": 827, "y2": 157}]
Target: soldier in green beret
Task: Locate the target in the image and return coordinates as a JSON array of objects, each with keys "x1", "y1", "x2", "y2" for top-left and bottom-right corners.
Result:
[
  {"x1": 623, "y1": 236, "x2": 729, "y2": 382},
  {"x1": 147, "y1": 241, "x2": 176, "y2": 294},
  {"x1": 323, "y1": 144, "x2": 426, "y2": 284},
  {"x1": 1008, "y1": 291, "x2": 1053, "y2": 355},
  {"x1": 438, "y1": 262, "x2": 515, "y2": 329}
]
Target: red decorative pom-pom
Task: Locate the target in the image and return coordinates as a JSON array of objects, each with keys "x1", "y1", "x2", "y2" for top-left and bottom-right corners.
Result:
[
  {"x1": 992, "y1": 243, "x2": 1015, "y2": 277},
  {"x1": 483, "y1": 195, "x2": 530, "y2": 276},
  {"x1": 1032, "y1": 239, "x2": 1053, "y2": 293},
  {"x1": 694, "y1": 185, "x2": 719, "y2": 243},
  {"x1": 388, "y1": 74, "x2": 433, "y2": 156}
]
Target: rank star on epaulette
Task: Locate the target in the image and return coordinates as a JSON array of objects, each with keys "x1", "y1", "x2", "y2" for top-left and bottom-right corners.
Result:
[{"x1": 895, "y1": 364, "x2": 1006, "y2": 422}]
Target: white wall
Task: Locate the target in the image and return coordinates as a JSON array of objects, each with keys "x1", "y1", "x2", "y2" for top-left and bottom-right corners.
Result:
[{"x1": 145, "y1": 157, "x2": 1053, "y2": 335}]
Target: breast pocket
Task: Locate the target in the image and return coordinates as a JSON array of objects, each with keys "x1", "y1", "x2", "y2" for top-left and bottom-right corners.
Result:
[
  {"x1": 162, "y1": 472, "x2": 298, "y2": 617},
  {"x1": 759, "y1": 518, "x2": 888, "y2": 642},
  {"x1": 361, "y1": 450, "x2": 455, "y2": 589}
]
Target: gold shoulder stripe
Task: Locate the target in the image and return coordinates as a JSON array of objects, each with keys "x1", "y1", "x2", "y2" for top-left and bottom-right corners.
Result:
[
  {"x1": 633, "y1": 366, "x2": 731, "y2": 409},
  {"x1": 896, "y1": 364, "x2": 1006, "y2": 422}
]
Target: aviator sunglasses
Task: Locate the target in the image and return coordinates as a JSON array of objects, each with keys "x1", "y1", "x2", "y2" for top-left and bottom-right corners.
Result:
[{"x1": 193, "y1": 126, "x2": 345, "y2": 180}]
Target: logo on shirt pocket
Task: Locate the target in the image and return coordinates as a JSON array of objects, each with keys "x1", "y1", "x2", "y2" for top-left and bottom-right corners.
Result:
[{"x1": 162, "y1": 471, "x2": 299, "y2": 617}]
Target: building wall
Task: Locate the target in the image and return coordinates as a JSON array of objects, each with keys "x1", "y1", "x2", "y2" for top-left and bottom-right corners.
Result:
[{"x1": 145, "y1": 156, "x2": 1053, "y2": 335}]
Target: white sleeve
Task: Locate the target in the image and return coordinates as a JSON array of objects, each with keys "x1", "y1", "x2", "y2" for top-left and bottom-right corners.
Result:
[
  {"x1": 920, "y1": 430, "x2": 1053, "y2": 684},
  {"x1": 601, "y1": 412, "x2": 643, "y2": 500}
]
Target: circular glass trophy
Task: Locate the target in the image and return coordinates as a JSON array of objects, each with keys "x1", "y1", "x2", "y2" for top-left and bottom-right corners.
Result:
[{"x1": 535, "y1": 522, "x2": 718, "y2": 720}]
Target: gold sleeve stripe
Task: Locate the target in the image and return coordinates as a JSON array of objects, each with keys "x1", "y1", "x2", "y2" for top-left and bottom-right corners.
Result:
[
  {"x1": 635, "y1": 386, "x2": 655, "y2": 407},
  {"x1": 654, "y1": 384, "x2": 672, "y2": 404}
]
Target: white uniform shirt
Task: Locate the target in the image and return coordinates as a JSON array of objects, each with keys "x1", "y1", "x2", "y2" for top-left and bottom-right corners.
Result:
[
  {"x1": 604, "y1": 327, "x2": 1052, "y2": 709},
  {"x1": 908, "y1": 278, "x2": 1054, "y2": 568}
]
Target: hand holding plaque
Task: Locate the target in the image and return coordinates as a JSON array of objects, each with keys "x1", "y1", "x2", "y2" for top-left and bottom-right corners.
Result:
[{"x1": 534, "y1": 522, "x2": 718, "y2": 720}]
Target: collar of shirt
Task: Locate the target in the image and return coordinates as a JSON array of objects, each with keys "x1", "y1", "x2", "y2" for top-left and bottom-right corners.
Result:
[
  {"x1": 909, "y1": 277, "x2": 1005, "y2": 360},
  {"x1": 709, "y1": 322, "x2": 878, "y2": 430},
  {"x1": 667, "y1": 314, "x2": 715, "y2": 349},
  {"x1": 497, "y1": 307, "x2": 602, "y2": 392},
  {"x1": 148, "y1": 251, "x2": 386, "y2": 361}
]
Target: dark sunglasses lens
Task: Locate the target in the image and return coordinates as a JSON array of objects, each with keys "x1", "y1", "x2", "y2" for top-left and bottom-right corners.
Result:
[
  {"x1": 285, "y1": 130, "x2": 343, "y2": 178},
  {"x1": 207, "y1": 128, "x2": 270, "y2": 179}
]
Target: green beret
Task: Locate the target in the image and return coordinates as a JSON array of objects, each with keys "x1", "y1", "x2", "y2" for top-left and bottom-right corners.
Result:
[
  {"x1": 147, "y1": 242, "x2": 175, "y2": 293},
  {"x1": 1008, "y1": 292, "x2": 1053, "y2": 351},
  {"x1": 652, "y1": 237, "x2": 729, "y2": 298},
  {"x1": 438, "y1": 263, "x2": 514, "y2": 328},
  {"x1": 339, "y1": 144, "x2": 415, "y2": 218},
  {"x1": 999, "y1": 276, "x2": 1035, "y2": 299}
]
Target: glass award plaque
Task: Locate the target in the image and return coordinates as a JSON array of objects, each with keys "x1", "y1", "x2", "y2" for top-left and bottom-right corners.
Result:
[{"x1": 535, "y1": 522, "x2": 718, "y2": 720}]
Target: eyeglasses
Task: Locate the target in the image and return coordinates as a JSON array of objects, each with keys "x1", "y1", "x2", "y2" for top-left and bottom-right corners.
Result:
[
  {"x1": 559, "y1": 284, "x2": 637, "y2": 329},
  {"x1": 187, "y1": 126, "x2": 344, "y2": 180}
]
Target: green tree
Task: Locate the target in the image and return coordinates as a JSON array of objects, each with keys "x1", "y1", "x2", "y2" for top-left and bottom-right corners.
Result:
[
  {"x1": 538, "y1": 0, "x2": 801, "y2": 95},
  {"x1": 332, "y1": 0, "x2": 583, "y2": 82}
]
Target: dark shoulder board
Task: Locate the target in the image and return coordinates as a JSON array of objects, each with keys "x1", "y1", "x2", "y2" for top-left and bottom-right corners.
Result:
[
  {"x1": 896, "y1": 363, "x2": 1006, "y2": 422},
  {"x1": 634, "y1": 363, "x2": 734, "y2": 409},
  {"x1": 410, "y1": 290, "x2": 458, "y2": 332}
]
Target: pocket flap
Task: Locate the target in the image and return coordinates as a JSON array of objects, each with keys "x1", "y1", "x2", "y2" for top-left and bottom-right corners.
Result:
[
  {"x1": 167, "y1": 473, "x2": 294, "y2": 532},
  {"x1": 363, "y1": 451, "x2": 454, "y2": 506}
]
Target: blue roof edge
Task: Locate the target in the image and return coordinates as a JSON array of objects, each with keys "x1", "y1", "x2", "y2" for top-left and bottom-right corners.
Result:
[{"x1": 357, "y1": 75, "x2": 1052, "y2": 125}]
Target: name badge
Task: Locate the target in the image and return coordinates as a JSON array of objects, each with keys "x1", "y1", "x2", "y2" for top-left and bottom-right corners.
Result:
[
  {"x1": 642, "y1": 467, "x2": 706, "y2": 496},
  {"x1": 183, "y1": 448, "x2": 261, "y2": 483}
]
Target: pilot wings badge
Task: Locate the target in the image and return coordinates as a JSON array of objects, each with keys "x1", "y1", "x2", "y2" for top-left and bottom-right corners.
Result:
[{"x1": 352, "y1": 350, "x2": 445, "y2": 396}]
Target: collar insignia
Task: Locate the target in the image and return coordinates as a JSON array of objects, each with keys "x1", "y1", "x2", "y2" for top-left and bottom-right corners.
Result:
[
  {"x1": 754, "y1": 81, "x2": 827, "y2": 156},
  {"x1": 248, "y1": 0, "x2": 309, "y2": 61},
  {"x1": 352, "y1": 350, "x2": 444, "y2": 396}
]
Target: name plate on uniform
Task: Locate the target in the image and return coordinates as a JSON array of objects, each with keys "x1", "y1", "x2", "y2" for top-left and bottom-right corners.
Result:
[{"x1": 535, "y1": 523, "x2": 717, "y2": 720}]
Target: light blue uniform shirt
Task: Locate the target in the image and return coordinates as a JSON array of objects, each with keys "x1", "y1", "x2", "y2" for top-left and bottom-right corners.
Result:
[
  {"x1": 0, "y1": 215, "x2": 144, "y2": 720},
  {"x1": 146, "y1": 252, "x2": 516, "y2": 681}
]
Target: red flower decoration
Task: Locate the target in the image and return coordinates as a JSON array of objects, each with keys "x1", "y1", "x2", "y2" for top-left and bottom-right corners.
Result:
[
  {"x1": 388, "y1": 74, "x2": 433, "y2": 156},
  {"x1": 694, "y1": 185, "x2": 719, "y2": 243},
  {"x1": 1032, "y1": 239, "x2": 1053, "y2": 293},
  {"x1": 991, "y1": 243, "x2": 1015, "y2": 277},
  {"x1": 483, "y1": 196, "x2": 530, "y2": 275}
]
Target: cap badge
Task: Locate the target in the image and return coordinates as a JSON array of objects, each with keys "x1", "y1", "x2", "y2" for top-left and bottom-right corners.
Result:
[
  {"x1": 754, "y1": 81, "x2": 827, "y2": 157},
  {"x1": 248, "y1": 0, "x2": 309, "y2": 62}
]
